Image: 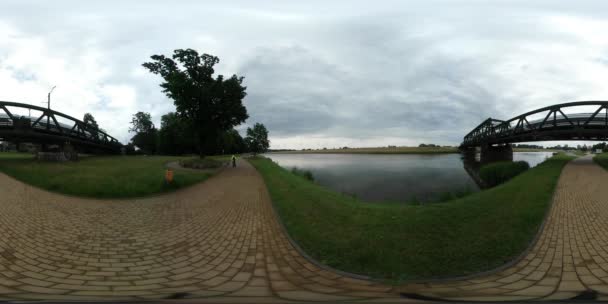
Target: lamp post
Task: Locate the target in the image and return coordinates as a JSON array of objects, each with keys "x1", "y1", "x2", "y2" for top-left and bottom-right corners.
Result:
[{"x1": 46, "y1": 86, "x2": 56, "y2": 129}]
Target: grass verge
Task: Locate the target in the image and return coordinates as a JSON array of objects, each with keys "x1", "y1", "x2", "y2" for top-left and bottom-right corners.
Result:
[
  {"x1": 0, "y1": 152, "x2": 216, "y2": 198},
  {"x1": 249, "y1": 153, "x2": 574, "y2": 281},
  {"x1": 594, "y1": 153, "x2": 608, "y2": 169}
]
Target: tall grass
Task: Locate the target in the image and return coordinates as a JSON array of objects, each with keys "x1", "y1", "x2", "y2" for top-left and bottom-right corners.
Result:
[{"x1": 479, "y1": 161, "x2": 530, "y2": 187}]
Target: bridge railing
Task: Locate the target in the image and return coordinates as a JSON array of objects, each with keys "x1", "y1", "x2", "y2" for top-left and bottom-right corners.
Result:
[
  {"x1": 0, "y1": 101, "x2": 121, "y2": 149},
  {"x1": 462, "y1": 101, "x2": 608, "y2": 146}
]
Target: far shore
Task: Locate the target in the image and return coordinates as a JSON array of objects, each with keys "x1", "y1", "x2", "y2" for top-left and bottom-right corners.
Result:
[
  {"x1": 268, "y1": 146, "x2": 561, "y2": 155},
  {"x1": 269, "y1": 146, "x2": 458, "y2": 154}
]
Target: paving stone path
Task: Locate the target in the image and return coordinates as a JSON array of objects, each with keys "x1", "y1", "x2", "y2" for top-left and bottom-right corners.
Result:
[
  {"x1": 0, "y1": 156, "x2": 604, "y2": 302},
  {"x1": 398, "y1": 155, "x2": 608, "y2": 301},
  {"x1": 0, "y1": 160, "x2": 406, "y2": 302}
]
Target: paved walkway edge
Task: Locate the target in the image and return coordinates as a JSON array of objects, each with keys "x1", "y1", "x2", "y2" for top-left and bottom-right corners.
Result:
[
  {"x1": 249, "y1": 157, "x2": 571, "y2": 285},
  {"x1": 249, "y1": 158, "x2": 375, "y2": 282}
]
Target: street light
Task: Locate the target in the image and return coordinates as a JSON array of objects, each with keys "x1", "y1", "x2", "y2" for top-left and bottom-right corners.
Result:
[
  {"x1": 46, "y1": 86, "x2": 56, "y2": 129},
  {"x1": 48, "y1": 86, "x2": 56, "y2": 110}
]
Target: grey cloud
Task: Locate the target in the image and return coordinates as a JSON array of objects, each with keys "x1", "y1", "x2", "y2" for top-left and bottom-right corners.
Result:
[{"x1": 1, "y1": 0, "x2": 608, "y2": 147}]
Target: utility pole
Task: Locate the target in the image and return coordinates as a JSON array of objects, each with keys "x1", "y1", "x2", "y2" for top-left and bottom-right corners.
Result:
[{"x1": 47, "y1": 86, "x2": 56, "y2": 129}]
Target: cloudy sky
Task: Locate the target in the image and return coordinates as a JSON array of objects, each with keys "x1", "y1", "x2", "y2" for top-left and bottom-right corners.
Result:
[{"x1": 1, "y1": 0, "x2": 608, "y2": 149}]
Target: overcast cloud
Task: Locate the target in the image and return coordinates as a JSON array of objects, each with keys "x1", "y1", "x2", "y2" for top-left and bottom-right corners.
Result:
[{"x1": 1, "y1": 0, "x2": 608, "y2": 148}]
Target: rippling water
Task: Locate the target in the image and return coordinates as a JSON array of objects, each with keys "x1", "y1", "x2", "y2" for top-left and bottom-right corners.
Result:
[{"x1": 264, "y1": 152, "x2": 554, "y2": 203}]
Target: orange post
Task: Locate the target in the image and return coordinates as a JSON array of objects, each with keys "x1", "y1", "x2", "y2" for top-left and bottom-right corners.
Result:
[{"x1": 165, "y1": 168, "x2": 174, "y2": 184}]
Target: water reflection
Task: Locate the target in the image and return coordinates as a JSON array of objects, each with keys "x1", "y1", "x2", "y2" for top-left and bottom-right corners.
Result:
[{"x1": 264, "y1": 152, "x2": 553, "y2": 204}]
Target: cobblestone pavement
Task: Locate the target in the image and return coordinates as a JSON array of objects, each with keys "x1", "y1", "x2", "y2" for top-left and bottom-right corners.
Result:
[
  {"x1": 398, "y1": 155, "x2": 608, "y2": 301},
  {"x1": 0, "y1": 156, "x2": 602, "y2": 302},
  {"x1": 0, "y1": 159, "x2": 409, "y2": 302}
]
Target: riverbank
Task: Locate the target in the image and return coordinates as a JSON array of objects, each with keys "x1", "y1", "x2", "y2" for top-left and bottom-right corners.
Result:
[
  {"x1": 593, "y1": 152, "x2": 608, "y2": 169},
  {"x1": 249, "y1": 153, "x2": 574, "y2": 281},
  {"x1": 0, "y1": 152, "x2": 217, "y2": 198}
]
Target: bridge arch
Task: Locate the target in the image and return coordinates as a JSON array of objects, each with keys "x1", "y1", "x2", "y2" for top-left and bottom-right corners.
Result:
[
  {"x1": 462, "y1": 101, "x2": 608, "y2": 147},
  {"x1": 0, "y1": 101, "x2": 122, "y2": 153}
]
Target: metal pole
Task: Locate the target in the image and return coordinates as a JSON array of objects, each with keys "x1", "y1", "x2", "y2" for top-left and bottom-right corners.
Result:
[
  {"x1": 47, "y1": 86, "x2": 56, "y2": 130},
  {"x1": 46, "y1": 92, "x2": 50, "y2": 129}
]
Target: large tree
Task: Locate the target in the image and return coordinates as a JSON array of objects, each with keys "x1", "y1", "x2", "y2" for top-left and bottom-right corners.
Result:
[
  {"x1": 218, "y1": 129, "x2": 246, "y2": 154},
  {"x1": 129, "y1": 111, "x2": 155, "y2": 133},
  {"x1": 245, "y1": 123, "x2": 270, "y2": 156},
  {"x1": 129, "y1": 111, "x2": 157, "y2": 154},
  {"x1": 158, "y1": 112, "x2": 196, "y2": 155},
  {"x1": 83, "y1": 113, "x2": 99, "y2": 138},
  {"x1": 142, "y1": 49, "x2": 249, "y2": 157}
]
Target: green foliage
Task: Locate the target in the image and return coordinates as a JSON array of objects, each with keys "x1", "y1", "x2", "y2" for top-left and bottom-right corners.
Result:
[
  {"x1": 245, "y1": 123, "x2": 270, "y2": 155},
  {"x1": 129, "y1": 111, "x2": 155, "y2": 133},
  {"x1": 142, "y1": 49, "x2": 249, "y2": 156},
  {"x1": 218, "y1": 129, "x2": 246, "y2": 154},
  {"x1": 290, "y1": 167, "x2": 314, "y2": 181},
  {"x1": 249, "y1": 154, "x2": 573, "y2": 280},
  {"x1": 593, "y1": 142, "x2": 608, "y2": 152},
  {"x1": 0, "y1": 154, "x2": 213, "y2": 198},
  {"x1": 83, "y1": 113, "x2": 99, "y2": 137},
  {"x1": 129, "y1": 111, "x2": 158, "y2": 154},
  {"x1": 480, "y1": 161, "x2": 530, "y2": 187},
  {"x1": 157, "y1": 112, "x2": 196, "y2": 155},
  {"x1": 594, "y1": 153, "x2": 608, "y2": 169}
]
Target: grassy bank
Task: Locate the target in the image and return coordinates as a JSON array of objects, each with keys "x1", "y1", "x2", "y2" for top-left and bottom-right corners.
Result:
[
  {"x1": 275, "y1": 146, "x2": 458, "y2": 154},
  {"x1": 594, "y1": 153, "x2": 608, "y2": 169},
  {"x1": 249, "y1": 153, "x2": 574, "y2": 281},
  {"x1": 0, "y1": 152, "x2": 216, "y2": 198}
]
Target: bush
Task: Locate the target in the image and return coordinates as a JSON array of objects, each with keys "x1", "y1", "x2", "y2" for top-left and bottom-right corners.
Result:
[
  {"x1": 291, "y1": 167, "x2": 314, "y2": 181},
  {"x1": 479, "y1": 161, "x2": 530, "y2": 187},
  {"x1": 180, "y1": 158, "x2": 223, "y2": 169}
]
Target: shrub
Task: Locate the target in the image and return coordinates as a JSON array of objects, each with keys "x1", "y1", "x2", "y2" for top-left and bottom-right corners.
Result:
[
  {"x1": 290, "y1": 167, "x2": 315, "y2": 182},
  {"x1": 479, "y1": 161, "x2": 530, "y2": 187},
  {"x1": 179, "y1": 158, "x2": 223, "y2": 169}
]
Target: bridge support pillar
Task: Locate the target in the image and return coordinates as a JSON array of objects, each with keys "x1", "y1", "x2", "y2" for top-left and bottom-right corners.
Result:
[
  {"x1": 36, "y1": 142, "x2": 78, "y2": 162},
  {"x1": 461, "y1": 144, "x2": 513, "y2": 189},
  {"x1": 480, "y1": 144, "x2": 513, "y2": 163}
]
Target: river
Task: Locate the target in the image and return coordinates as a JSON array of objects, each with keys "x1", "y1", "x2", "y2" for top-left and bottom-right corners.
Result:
[{"x1": 264, "y1": 152, "x2": 554, "y2": 203}]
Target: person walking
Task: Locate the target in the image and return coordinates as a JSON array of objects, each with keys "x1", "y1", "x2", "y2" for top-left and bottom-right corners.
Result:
[{"x1": 231, "y1": 155, "x2": 236, "y2": 168}]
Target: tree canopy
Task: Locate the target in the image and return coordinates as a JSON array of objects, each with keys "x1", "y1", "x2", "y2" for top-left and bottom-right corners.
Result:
[
  {"x1": 142, "y1": 49, "x2": 249, "y2": 157},
  {"x1": 83, "y1": 113, "x2": 100, "y2": 138},
  {"x1": 245, "y1": 123, "x2": 270, "y2": 155},
  {"x1": 129, "y1": 111, "x2": 157, "y2": 154},
  {"x1": 157, "y1": 112, "x2": 196, "y2": 155},
  {"x1": 129, "y1": 111, "x2": 155, "y2": 133}
]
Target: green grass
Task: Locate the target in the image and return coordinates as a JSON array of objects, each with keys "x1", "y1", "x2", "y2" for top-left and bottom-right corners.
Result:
[
  {"x1": 479, "y1": 161, "x2": 530, "y2": 187},
  {"x1": 249, "y1": 153, "x2": 574, "y2": 281},
  {"x1": 0, "y1": 152, "x2": 216, "y2": 198},
  {"x1": 594, "y1": 153, "x2": 608, "y2": 169}
]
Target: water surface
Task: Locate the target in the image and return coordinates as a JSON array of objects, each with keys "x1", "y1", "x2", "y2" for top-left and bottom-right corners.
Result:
[{"x1": 264, "y1": 152, "x2": 553, "y2": 203}]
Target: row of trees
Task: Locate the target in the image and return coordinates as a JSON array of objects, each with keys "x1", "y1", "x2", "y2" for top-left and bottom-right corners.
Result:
[
  {"x1": 127, "y1": 111, "x2": 269, "y2": 156},
  {"x1": 126, "y1": 48, "x2": 269, "y2": 156}
]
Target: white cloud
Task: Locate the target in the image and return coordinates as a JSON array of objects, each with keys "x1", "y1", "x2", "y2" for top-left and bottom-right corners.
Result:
[{"x1": 1, "y1": 1, "x2": 608, "y2": 149}]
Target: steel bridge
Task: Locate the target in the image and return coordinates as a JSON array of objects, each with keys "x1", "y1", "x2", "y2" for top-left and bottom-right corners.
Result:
[
  {"x1": 462, "y1": 101, "x2": 608, "y2": 147},
  {"x1": 0, "y1": 101, "x2": 122, "y2": 153}
]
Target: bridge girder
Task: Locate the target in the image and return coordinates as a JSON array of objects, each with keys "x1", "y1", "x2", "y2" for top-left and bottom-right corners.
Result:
[
  {"x1": 461, "y1": 101, "x2": 608, "y2": 147},
  {"x1": 0, "y1": 101, "x2": 122, "y2": 153}
]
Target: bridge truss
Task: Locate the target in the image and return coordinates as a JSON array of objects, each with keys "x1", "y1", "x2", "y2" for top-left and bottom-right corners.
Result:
[
  {"x1": 462, "y1": 101, "x2": 608, "y2": 147},
  {"x1": 0, "y1": 101, "x2": 122, "y2": 153}
]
